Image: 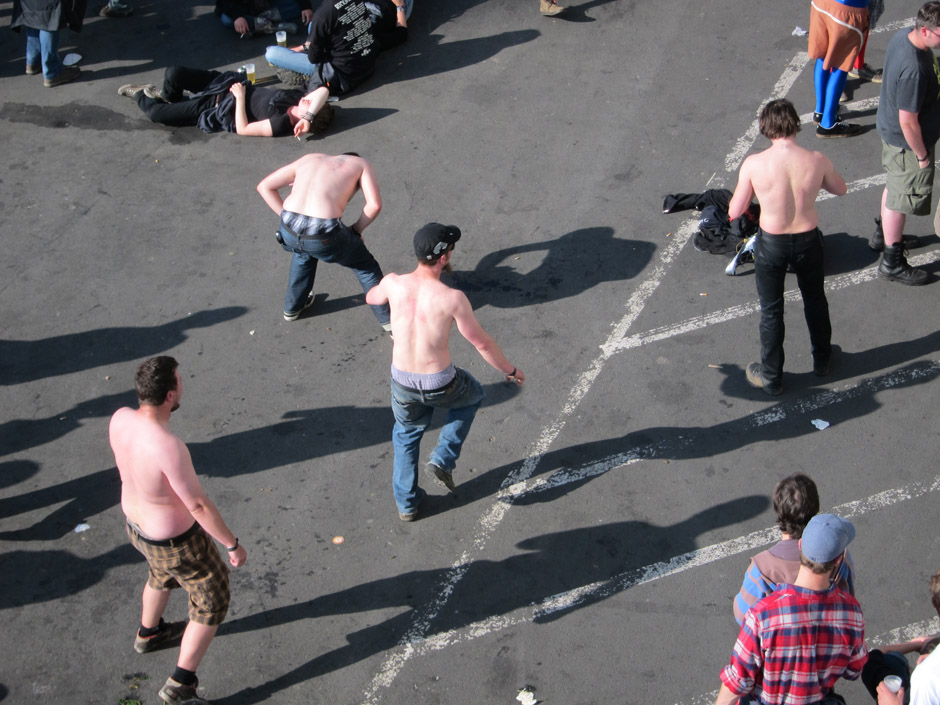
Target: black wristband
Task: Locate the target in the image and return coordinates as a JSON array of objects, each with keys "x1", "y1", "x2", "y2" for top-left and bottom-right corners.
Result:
[
  {"x1": 226, "y1": 538, "x2": 239, "y2": 552},
  {"x1": 302, "y1": 111, "x2": 316, "y2": 122}
]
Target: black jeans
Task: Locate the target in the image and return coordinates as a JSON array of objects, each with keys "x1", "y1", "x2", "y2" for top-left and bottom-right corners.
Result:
[
  {"x1": 136, "y1": 66, "x2": 220, "y2": 126},
  {"x1": 754, "y1": 228, "x2": 831, "y2": 387}
]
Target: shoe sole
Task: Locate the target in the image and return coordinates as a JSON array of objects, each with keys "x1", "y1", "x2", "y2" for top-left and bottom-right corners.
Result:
[
  {"x1": 816, "y1": 130, "x2": 863, "y2": 139},
  {"x1": 399, "y1": 511, "x2": 418, "y2": 522},
  {"x1": 878, "y1": 270, "x2": 929, "y2": 286},
  {"x1": 425, "y1": 464, "x2": 456, "y2": 493}
]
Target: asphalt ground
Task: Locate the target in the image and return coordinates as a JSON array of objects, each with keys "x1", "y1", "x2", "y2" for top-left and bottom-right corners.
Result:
[{"x1": 2, "y1": 1, "x2": 940, "y2": 704}]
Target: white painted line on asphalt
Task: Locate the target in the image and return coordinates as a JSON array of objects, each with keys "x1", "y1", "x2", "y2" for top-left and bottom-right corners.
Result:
[
  {"x1": 401, "y1": 474, "x2": 940, "y2": 659},
  {"x1": 506, "y1": 362, "x2": 940, "y2": 500},
  {"x1": 725, "y1": 52, "x2": 811, "y2": 173},
  {"x1": 361, "y1": 16, "x2": 924, "y2": 703},
  {"x1": 602, "y1": 249, "x2": 940, "y2": 357},
  {"x1": 674, "y1": 617, "x2": 940, "y2": 705}
]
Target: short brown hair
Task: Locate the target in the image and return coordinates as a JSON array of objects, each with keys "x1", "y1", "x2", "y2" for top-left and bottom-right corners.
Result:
[
  {"x1": 135, "y1": 356, "x2": 179, "y2": 406},
  {"x1": 800, "y1": 552, "x2": 840, "y2": 575},
  {"x1": 759, "y1": 99, "x2": 801, "y2": 140},
  {"x1": 916, "y1": 1, "x2": 940, "y2": 30},
  {"x1": 773, "y1": 473, "x2": 820, "y2": 539}
]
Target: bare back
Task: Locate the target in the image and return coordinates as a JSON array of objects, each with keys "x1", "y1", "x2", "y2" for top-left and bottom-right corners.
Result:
[
  {"x1": 382, "y1": 270, "x2": 464, "y2": 374},
  {"x1": 282, "y1": 153, "x2": 364, "y2": 218},
  {"x1": 109, "y1": 407, "x2": 198, "y2": 539},
  {"x1": 735, "y1": 139, "x2": 845, "y2": 234}
]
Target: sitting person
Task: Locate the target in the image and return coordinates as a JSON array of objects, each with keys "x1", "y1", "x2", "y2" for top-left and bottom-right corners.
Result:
[
  {"x1": 215, "y1": 0, "x2": 312, "y2": 37},
  {"x1": 861, "y1": 567, "x2": 940, "y2": 705},
  {"x1": 265, "y1": 0, "x2": 409, "y2": 93},
  {"x1": 733, "y1": 472, "x2": 855, "y2": 624},
  {"x1": 118, "y1": 65, "x2": 331, "y2": 138}
]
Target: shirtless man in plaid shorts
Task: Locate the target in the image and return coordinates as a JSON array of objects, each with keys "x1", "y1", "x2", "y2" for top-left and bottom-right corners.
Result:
[{"x1": 109, "y1": 356, "x2": 248, "y2": 705}]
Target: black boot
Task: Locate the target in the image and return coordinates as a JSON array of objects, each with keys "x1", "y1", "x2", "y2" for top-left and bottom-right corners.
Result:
[
  {"x1": 878, "y1": 245, "x2": 928, "y2": 285},
  {"x1": 869, "y1": 217, "x2": 921, "y2": 251}
]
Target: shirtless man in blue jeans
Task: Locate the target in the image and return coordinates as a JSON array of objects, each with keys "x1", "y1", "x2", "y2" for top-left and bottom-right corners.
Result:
[{"x1": 367, "y1": 224, "x2": 524, "y2": 521}]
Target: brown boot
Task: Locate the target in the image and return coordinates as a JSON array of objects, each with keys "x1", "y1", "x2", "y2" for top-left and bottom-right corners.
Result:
[{"x1": 540, "y1": 0, "x2": 565, "y2": 16}]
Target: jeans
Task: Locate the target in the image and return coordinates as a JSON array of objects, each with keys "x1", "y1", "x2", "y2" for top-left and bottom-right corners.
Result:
[
  {"x1": 754, "y1": 228, "x2": 831, "y2": 389},
  {"x1": 264, "y1": 45, "x2": 339, "y2": 88},
  {"x1": 390, "y1": 369, "x2": 485, "y2": 514},
  {"x1": 25, "y1": 27, "x2": 61, "y2": 80},
  {"x1": 137, "y1": 66, "x2": 219, "y2": 126},
  {"x1": 278, "y1": 216, "x2": 390, "y2": 324}
]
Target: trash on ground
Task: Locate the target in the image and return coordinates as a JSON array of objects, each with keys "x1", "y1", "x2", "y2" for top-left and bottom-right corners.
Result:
[
  {"x1": 792, "y1": 26, "x2": 807, "y2": 36},
  {"x1": 74, "y1": 523, "x2": 90, "y2": 533},
  {"x1": 811, "y1": 419, "x2": 829, "y2": 430},
  {"x1": 517, "y1": 686, "x2": 539, "y2": 705}
]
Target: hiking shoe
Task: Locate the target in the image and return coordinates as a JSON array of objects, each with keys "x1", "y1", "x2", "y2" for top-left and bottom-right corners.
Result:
[
  {"x1": 44, "y1": 65, "x2": 80, "y2": 87},
  {"x1": 849, "y1": 63, "x2": 883, "y2": 83},
  {"x1": 816, "y1": 121, "x2": 863, "y2": 138},
  {"x1": 100, "y1": 1, "x2": 133, "y2": 17},
  {"x1": 134, "y1": 620, "x2": 186, "y2": 654},
  {"x1": 283, "y1": 293, "x2": 315, "y2": 321},
  {"x1": 425, "y1": 462, "x2": 456, "y2": 493},
  {"x1": 158, "y1": 676, "x2": 208, "y2": 705},
  {"x1": 26, "y1": 62, "x2": 41, "y2": 75},
  {"x1": 399, "y1": 508, "x2": 418, "y2": 522},
  {"x1": 745, "y1": 362, "x2": 782, "y2": 396},
  {"x1": 879, "y1": 245, "x2": 929, "y2": 285}
]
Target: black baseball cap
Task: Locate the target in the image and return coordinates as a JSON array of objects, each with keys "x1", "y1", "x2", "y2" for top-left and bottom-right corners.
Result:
[{"x1": 414, "y1": 223, "x2": 461, "y2": 261}]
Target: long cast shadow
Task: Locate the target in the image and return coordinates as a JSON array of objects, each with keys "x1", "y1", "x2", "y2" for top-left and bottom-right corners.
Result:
[
  {"x1": 0, "y1": 382, "x2": 518, "y2": 540},
  {"x1": 215, "y1": 495, "x2": 767, "y2": 704},
  {"x1": 453, "y1": 227, "x2": 655, "y2": 309},
  {"x1": 0, "y1": 390, "x2": 136, "y2": 458},
  {"x1": 0, "y1": 307, "x2": 247, "y2": 386}
]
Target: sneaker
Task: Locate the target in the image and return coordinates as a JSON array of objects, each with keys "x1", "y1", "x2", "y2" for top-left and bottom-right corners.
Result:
[
  {"x1": 816, "y1": 120, "x2": 863, "y2": 139},
  {"x1": 745, "y1": 362, "x2": 782, "y2": 396},
  {"x1": 849, "y1": 63, "x2": 883, "y2": 83},
  {"x1": 813, "y1": 112, "x2": 822, "y2": 124},
  {"x1": 134, "y1": 620, "x2": 186, "y2": 654},
  {"x1": 158, "y1": 676, "x2": 208, "y2": 705},
  {"x1": 26, "y1": 62, "x2": 41, "y2": 75},
  {"x1": 425, "y1": 462, "x2": 456, "y2": 493},
  {"x1": 283, "y1": 293, "x2": 315, "y2": 321},
  {"x1": 539, "y1": 0, "x2": 565, "y2": 15},
  {"x1": 813, "y1": 358, "x2": 830, "y2": 377},
  {"x1": 118, "y1": 83, "x2": 161, "y2": 100},
  {"x1": 399, "y1": 508, "x2": 418, "y2": 522},
  {"x1": 100, "y1": 1, "x2": 133, "y2": 17},
  {"x1": 44, "y1": 65, "x2": 81, "y2": 88}
]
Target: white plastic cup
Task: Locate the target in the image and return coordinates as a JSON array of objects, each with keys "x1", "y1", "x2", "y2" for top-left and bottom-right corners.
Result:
[
  {"x1": 244, "y1": 63, "x2": 256, "y2": 84},
  {"x1": 276, "y1": 30, "x2": 287, "y2": 46},
  {"x1": 884, "y1": 675, "x2": 903, "y2": 693}
]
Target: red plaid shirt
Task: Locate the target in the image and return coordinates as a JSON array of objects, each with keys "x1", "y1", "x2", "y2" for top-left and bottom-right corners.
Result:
[{"x1": 720, "y1": 584, "x2": 867, "y2": 705}]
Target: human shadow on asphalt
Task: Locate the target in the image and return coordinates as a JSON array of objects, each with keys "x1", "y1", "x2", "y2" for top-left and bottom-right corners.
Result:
[
  {"x1": 0, "y1": 390, "x2": 136, "y2": 458},
  {"x1": 374, "y1": 29, "x2": 541, "y2": 86},
  {"x1": 214, "y1": 495, "x2": 767, "y2": 704},
  {"x1": 0, "y1": 544, "x2": 139, "y2": 609},
  {"x1": 0, "y1": 382, "x2": 517, "y2": 541},
  {"x1": 0, "y1": 466, "x2": 121, "y2": 542},
  {"x1": 718, "y1": 328, "x2": 940, "y2": 400},
  {"x1": 0, "y1": 306, "x2": 247, "y2": 386},
  {"x1": 189, "y1": 380, "x2": 520, "y2": 479},
  {"x1": 452, "y1": 227, "x2": 655, "y2": 309}
]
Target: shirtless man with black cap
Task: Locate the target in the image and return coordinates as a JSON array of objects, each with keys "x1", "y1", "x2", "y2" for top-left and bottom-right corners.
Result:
[{"x1": 366, "y1": 223, "x2": 525, "y2": 521}]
